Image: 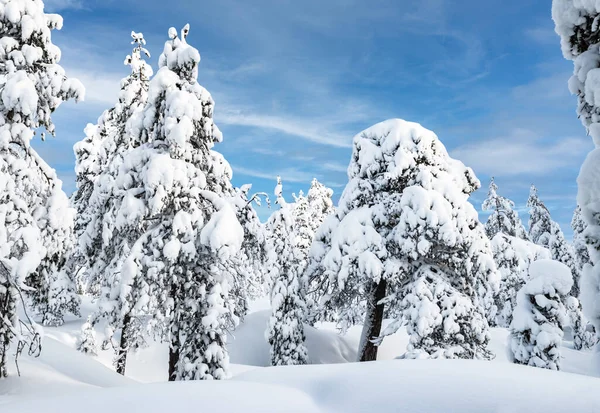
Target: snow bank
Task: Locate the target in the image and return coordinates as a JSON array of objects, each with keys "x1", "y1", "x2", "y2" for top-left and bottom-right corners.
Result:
[
  {"x1": 229, "y1": 310, "x2": 356, "y2": 366},
  {"x1": 5, "y1": 360, "x2": 598, "y2": 413}
]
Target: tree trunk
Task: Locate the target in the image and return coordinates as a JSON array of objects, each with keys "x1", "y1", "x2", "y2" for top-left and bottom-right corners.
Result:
[
  {"x1": 115, "y1": 313, "x2": 131, "y2": 376},
  {"x1": 168, "y1": 345, "x2": 179, "y2": 381},
  {"x1": 168, "y1": 281, "x2": 179, "y2": 381},
  {"x1": 358, "y1": 279, "x2": 387, "y2": 362}
]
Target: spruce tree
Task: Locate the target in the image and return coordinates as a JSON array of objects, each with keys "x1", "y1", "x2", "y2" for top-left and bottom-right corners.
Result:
[
  {"x1": 490, "y1": 233, "x2": 551, "y2": 328},
  {"x1": 71, "y1": 31, "x2": 153, "y2": 295},
  {"x1": 266, "y1": 177, "x2": 308, "y2": 366},
  {"x1": 509, "y1": 260, "x2": 572, "y2": 370},
  {"x1": 572, "y1": 205, "x2": 591, "y2": 274},
  {"x1": 482, "y1": 178, "x2": 528, "y2": 240},
  {"x1": 91, "y1": 25, "x2": 244, "y2": 380},
  {"x1": 527, "y1": 185, "x2": 579, "y2": 296},
  {"x1": 307, "y1": 119, "x2": 498, "y2": 361},
  {"x1": 553, "y1": 0, "x2": 600, "y2": 346},
  {"x1": 0, "y1": 0, "x2": 83, "y2": 377}
]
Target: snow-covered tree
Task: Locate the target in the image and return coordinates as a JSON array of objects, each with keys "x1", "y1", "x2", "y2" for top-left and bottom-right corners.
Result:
[
  {"x1": 509, "y1": 259, "x2": 572, "y2": 371},
  {"x1": 566, "y1": 296, "x2": 596, "y2": 350},
  {"x1": 490, "y1": 233, "x2": 551, "y2": 328},
  {"x1": 527, "y1": 185, "x2": 579, "y2": 296},
  {"x1": 71, "y1": 31, "x2": 153, "y2": 295},
  {"x1": 482, "y1": 178, "x2": 528, "y2": 240},
  {"x1": 224, "y1": 184, "x2": 269, "y2": 321},
  {"x1": 572, "y1": 205, "x2": 591, "y2": 273},
  {"x1": 553, "y1": 0, "x2": 600, "y2": 359},
  {"x1": 90, "y1": 25, "x2": 243, "y2": 380},
  {"x1": 394, "y1": 265, "x2": 490, "y2": 359},
  {"x1": 307, "y1": 119, "x2": 498, "y2": 361},
  {"x1": 266, "y1": 177, "x2": 308, "y2": 366},
  {"x1": 0, "y1": 0, "x2": 83, "y2": 377},
  {"x1": 527, "y1": 186, "x2": 553, "y2": 247},
  {"x1": 77, "y1": 317, "x2": 98, "y2": 356}
]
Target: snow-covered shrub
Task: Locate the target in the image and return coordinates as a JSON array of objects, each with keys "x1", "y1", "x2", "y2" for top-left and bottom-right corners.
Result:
[
  {"x1": 509, "y1": 259, "x2": 572, "y2": 370},
  {"x1": 482, "y1": 178, "x2": 528, "y2": 240},
  {"x1": 0, "y1": 0, "x2": 83, "y2": 377},
  {"x1": 491, "y1": 233, "x2": 551, "y2": 328},
  {"x1": 77, "y1": 318, "x2": 98, "y2": 356},
  {"x1": 266, "y1": 178, "x2": 308, "y2": 366},
  {"x1": 306, "y1": 119, "x2": 498, "y2": 361}
]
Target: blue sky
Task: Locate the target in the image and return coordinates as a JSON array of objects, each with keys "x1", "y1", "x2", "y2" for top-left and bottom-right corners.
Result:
[{"x1": 36, "y1": 0, "x2": 589, "y2": 236}]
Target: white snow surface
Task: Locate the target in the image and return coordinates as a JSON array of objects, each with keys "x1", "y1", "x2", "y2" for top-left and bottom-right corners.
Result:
[{"x1": 1, "y1": 296, "x2": 598, "y2": 412}]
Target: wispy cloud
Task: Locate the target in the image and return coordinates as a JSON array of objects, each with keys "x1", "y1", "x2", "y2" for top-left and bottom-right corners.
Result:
[
  {"x1": 44, "y1": 0, "x2": 84, "y2": 11},
  {"x1": 217, "y1": 111, "x2": 353, "y2": 148},
  {"x1": 232, "y1": 165, "x2": 317, "y2": 184},
  {"x1": 525, "y1": 26, "x2": 558, "y2": 45},
  {"x1": 451, "y1": 128, "x2": 590, "y2": 177}
]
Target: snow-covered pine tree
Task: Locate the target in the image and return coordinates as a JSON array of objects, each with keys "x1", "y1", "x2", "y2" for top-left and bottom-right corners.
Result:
[
  {"x1": 566, "y1": 297, "x2": 596, "y2": 350},
  {"x1": 527, "y1": 185, "x2": 580, "y2": 296},
  {"x1": 0, "y1": 0, "x2": 83, "y2": 377},
  {"x1": 305, "y1": 178, "x2": 335, "y2": 235},
  {"x1": 482, "y1": 178, "x2": 528, "y2": 240},
  {"x1": 572, "y1": 205, "x2": 591, "y2": 274},
  {"x1": 553, "y1": 0, "x2": 600, "y2": 357},
  {"x1": 307, "y1": 119, "x2": 498, "y2": 361},
  {"x1": 91, "y1": 25, "x2": 244, "y2": 380},
  {"x1": 509, "y1": 259, "x2": 572, "y2": 370},
  {"x1": 224, "y1": 184, "x2": 269, "y2": 321},
  {"x1": 71, "y1": 31, "x2": 153, "y2": 295},
  {"x1": 491, "y1": 233, "x2": 551, "y2": 328},
  {"x1": 266, "y1": 177, "x2": 308, "y2": 366}
]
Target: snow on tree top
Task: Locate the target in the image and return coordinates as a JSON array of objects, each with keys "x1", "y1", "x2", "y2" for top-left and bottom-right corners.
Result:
[
  {"x1": 525, "y1": 259, "x2": 574, "y2": 297},
  {"x1": 553, "y1": 0, "x2": 600, "y2": 58},
  {"x1": 348, "y1": 118, "x2": 480, "y2": 196}
]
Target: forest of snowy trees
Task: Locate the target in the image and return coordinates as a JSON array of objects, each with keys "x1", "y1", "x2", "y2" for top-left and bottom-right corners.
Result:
[{"x1": 1, "y1": 1, "x2": 600, "y2": 403}]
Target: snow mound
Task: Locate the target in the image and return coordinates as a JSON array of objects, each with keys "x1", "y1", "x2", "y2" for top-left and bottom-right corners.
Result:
[
  {"x1": 229, "y1": 311, "x2": 356, "y2": 366},
  {"x1": 235, "y1": 360, "x2": 600, "y2": 413}
]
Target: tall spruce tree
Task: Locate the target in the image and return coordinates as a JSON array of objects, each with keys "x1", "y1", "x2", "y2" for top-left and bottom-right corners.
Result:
[
  {"x1": 0, "y1": 0, "x2": 83, "y2": 377},
  {"x1": 71, "y1": 31, "x2": 153, "y2": 295},
  {"x1": 482, "y1": 178, "x2": 528, "y2": 240},
  {"x1": 553, "y1": 0, "x2": 600, "y2": 350},
  {"x1": 90, "y1": 25, "x2": 244, "y2": 380},
  {"x1": 266, "y1": 177, "x2": 308, "y2": 366},
  {"x1": 306, "y1": 119, "x2": 498, "y2": 361}
]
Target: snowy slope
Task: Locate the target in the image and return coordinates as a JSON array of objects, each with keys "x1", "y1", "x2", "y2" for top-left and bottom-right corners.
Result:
[
  {"x1": 1, "y1": 296, "x2": 598, "y2": 412},
  {"x1": 3, "y1": 359, "x2": 599, "y2": 413}
]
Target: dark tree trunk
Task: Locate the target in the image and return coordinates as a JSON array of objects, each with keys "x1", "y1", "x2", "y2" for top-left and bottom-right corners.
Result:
[
  {"x1": 168, "y1": 281, "x2": 179, "y2": 381},
  {"x1": 168, "y1": 345, "x2": 179, "y2": 381},
  {"x1": 358, "y1": 279, "x2": 387, "y2": 362},
  {"x1": 115, "y1": 313, "x2": 131, "y2": 376}
]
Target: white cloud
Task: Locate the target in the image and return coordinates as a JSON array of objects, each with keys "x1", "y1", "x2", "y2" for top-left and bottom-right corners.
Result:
[
  {"x1": 67, "y1": 69, "x2": 122, "y2": 106},
  {"x1": 525, "y1": 27, "x2": 558, "y2": 45},
  {"x1": 232, "y1": 165, "x2": 317, "y2": 184},
  {"x1": 44, "y1": 0, "x2": 84, "y2": 11},
  {"x1": 217, "y1": 111, "x2": 353, "y2": 148},
  {"x1": 321, "y1": 161, "x2": 348, "y2": 172},
  {"x1": 450, "y1": 128, "x2": 591, "y2": 177}
]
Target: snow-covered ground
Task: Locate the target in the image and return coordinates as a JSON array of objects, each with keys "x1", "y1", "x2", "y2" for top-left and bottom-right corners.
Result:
[{"x1": 1, "y1": 297, "x2": 598, "y2": 412}]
